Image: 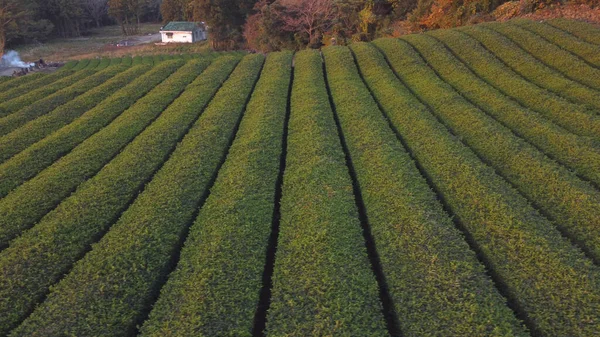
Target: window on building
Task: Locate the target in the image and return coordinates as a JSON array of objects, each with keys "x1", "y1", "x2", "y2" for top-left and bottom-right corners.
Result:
[{"x1": 166, "y1": 33, "x2": 174, "y2": 39}]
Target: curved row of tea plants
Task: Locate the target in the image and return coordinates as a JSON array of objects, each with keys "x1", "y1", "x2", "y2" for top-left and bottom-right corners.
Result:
[
  {"x1": 457, "y1": 24, "x2": 600, "y2": 111},
  {"x1": 10, "y1": 54, "x2": 265, "y2": 337},
  {"x1": 0, "y1": 65, "x2": 151, "y2": 164},
  {"x1": 0, "y1": 66, "x2": 126, "y2": 137},
  {"x1": 372, "y1": 38, "x2": 600, "y2": 337},
  {"x1": 141, "y1": 51, "x2": 290, "y2": 337},
  {"x1": 328, "y1": 44, "x2": 527, "y2": 336},
  {"x1": 0, "y1": 57, "x2": 238, "y2": 336},
  {"x1": 265, "y1": 49, "x2": 387, "y2": 336},
  {"x1": 402, "y1": 34, "x2": 600, "y2": 187},
  {"x1": 384, "y1": 37, "x2": 600, "y2": 264},
  {"x1": 431, "y1": 28, "x2": 600, "y2": 139},
  {"x1": 484, "y1": 22, "x2": 600, "y2": 90},
  {"x1": 0, "y1": 59, "x2": 191, "y2": 248},
  {"x1": 0, "y1": 60, "x2": 182, "y2": 200},
  {"x1": 548, "y1": 18, "x2": 600, "y2": 45}
]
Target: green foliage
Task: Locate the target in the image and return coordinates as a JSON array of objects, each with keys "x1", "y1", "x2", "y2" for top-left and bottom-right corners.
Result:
[
  {"x1": 0, "y1": 68, "x2": 119, "y2": 136},
  {"x1": 454, "y1": 23, "x2": 600, "y2": 112},
  {"x1": 95, "y1": 57, "x2": 112, "y2": 70},
  {"x1": 142, "y1": 55, "x2": 154, "y2": 65},
  {"x1": 84, "y1": 58, "x2": 101, "y2": 69},
  {"x1": 0, "y1": 70, "x2": 77, "y2": 105},
  {"x1": 71, "y1": 58, "x2": 90, "y2": 70},
  {"x1": 326, "y1": 44, "x2": 526, "y2": 335},
  {"x1": 512, "y1": 19, "x2": 600, "y2": 67},
  {"x1": 0, "y1": 65, "x2": 151, "y2": 164},
  {"x1": 404, "y1": 33, "x2": 600, "y2": 187},
  {"x1": 11, "y1": 54, "x2": 264, "y2": 337},
  {"x1": 141, "y1": 51, "x2": 289, "y2": 337},
  {"x1": 132, "y1": 55, "x2": 143, "y2": 65},
  {"x1": 548, "y1": 18, "x2": 600, "y2": 45},
  {"x1": 375, "y1": 37, "x2": 600, "y2": 336},
  {"x1": 121, "y1": 56, "x2": 133, "y2": 65},
  {"x1": 484, "y1": 21, "x2": 600, "y2": 91},
  {"x1": 0, "y1": 58, "x2": 242, "y2": 337},
  {"x1": 0, "y1": 61, "x2": 184, "y2": 245},
  {"x1": 435, "y1": 27, "x2": 600, "y2": 139},
  {"x1": 0, "y1": 72, "x2": 45, "y2": 93},
  {"x1": 0, "y1": 69, "x2": 95, "y2": 118},
  {"x1": 266, "y1": 49, "x2": 387, "y2": 335},
  {"x1": 109, "y1": 57, "x2": 123, "y2": 66}
]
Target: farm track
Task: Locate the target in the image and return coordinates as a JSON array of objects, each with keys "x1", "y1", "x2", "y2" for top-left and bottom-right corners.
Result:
[{"x1": 2, "y1": 19, "x2": 600, "y2": 336}]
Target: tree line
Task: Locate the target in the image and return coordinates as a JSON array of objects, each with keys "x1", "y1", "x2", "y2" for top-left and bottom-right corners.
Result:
[{"x1": 1, "y1": 0, "x2": 597, "y2": 57}]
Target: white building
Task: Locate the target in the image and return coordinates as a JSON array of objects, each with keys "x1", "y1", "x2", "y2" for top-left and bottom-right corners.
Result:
[{"x1": 160, "y1": 22, "x2": 207, "y2": 43}]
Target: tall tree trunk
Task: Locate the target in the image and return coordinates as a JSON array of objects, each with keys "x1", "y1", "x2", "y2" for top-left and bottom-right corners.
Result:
[{"x1": 0, "y1": 29, "x2": 6, "y2": 60}]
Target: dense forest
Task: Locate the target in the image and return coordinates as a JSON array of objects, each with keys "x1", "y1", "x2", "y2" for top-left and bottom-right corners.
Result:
[{"x1": 0, "y1": 0, "x2": 598, "y2": 55}]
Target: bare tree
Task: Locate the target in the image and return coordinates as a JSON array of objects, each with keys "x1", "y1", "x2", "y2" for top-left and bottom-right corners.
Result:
[
  {"x1": 83, "y1": 0, "x2": 109, "y2": 28},
  {"x1": 279, "y1": 0, "x2": 337, "y2": 46}
]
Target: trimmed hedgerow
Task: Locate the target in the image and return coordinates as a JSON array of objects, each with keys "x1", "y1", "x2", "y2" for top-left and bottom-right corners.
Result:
[
  {"x1": 142, "y1": 55, "x2": 155, "y2": 65},
  {"x1": 121, "y1": 56, "x2": 133, "y2": 66},
  {"x1": 153, "y1": 55, "x2": 163, "y2": 64},
  {"x1": 95, "y1": 58, "x2": 112, "y2": 70},
  {"x1": 264, "y1": 50, "x2": 387, "y2": 336},
  {"x1": 512, "y1": 19, "x2": 600, "y2": 67},
  {"x1": 484, "y1": 22, "x2": 600, "y2": 91},
  {"x1": 374, "y1": 38, "x2": 600, "y2": 336},
  {"x1": 0, "y1": 69, "x2": 96, "y2": 118},
  {"x1": 141, "y1": 51, "x2": 290, "y2": 337},
  {"x1": 0, "y1": 69, "x2": 85, "y2": 108},
  {"x1": 548, "y1": 18, "x2": 600, "y2": 45},
  {"x1": 384, "y1": 36, "x2": 600, "y2": 265},
  {"x1": 83, "y1": 59, "x2": 101, "y2": 69},
  {"x1": 71, "y1": 59, "x2": 90, "y2": 70},
  {"x1": 402, "y1": 34, "x2": 600, "y2": 187},
  {"x1": 0, "y1": 62, "x2": 188, "y2": 246},
  {"x1": 0, "y1": 67, "x2": 123, "y2": 136},
  {"x1": 0, "y1": 57, "x2": 237, "y2": 337},
  {"x1": 432, "y1": 28, "x2": 600, "y2": 139},
  {"x1": 0, "y1": 65, "x2": 151, "y2": 164},
  {"x1": 0, "y1": 73, "x2": 45, "y2": 93},
  {"x1": 109, "y1": 57, "x2": 123, "y2": 66},
  {"x1": 326, "y1": 45, "x2": 526, "y2": 336},
  {"x1": 132, "y1": 56, "x2": 143, "y2": 65},
  {"x1": 60, "y1": 60, "x2": 78, "y2": 70},
  {"x1": 455, "y1": 25, "x2": 600, "y2": 112},
  {"x1": 11, "y1": 54, "x2": 264, "y2": 337}
]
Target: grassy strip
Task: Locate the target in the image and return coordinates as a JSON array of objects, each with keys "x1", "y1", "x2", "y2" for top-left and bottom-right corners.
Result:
[
  {"x1": 384, "y1": 37, "x2": 600, "y2": 264},
  {"x1": 0, "y1": 57, "x2": 236, "y2": 336},
  {"x1": 403, "y1": 34, "x2": 600, "y2": 187},
  {"x1": 0, "y1": 73, "x2": 45, "y2": 93},
  {"x1": 0, "y1": 65, "x2": 151, "y2": 164},
  {"x1": 132, "y1": 56, "x2": 143, "y2": 65},
  {"x1": 328, "y1": 45, "x2": 526, "y2": 336},
  {"x1": 95, "y1": 58, "x2": 112, "y2": 70},
  {"x1": 512, "y1": 19, "x2": 600, "y2": 67},
  {"x1": 0, "y1": 76, "x2": 10, "y2": 83},
  {"x1": 0, "y1": 60, "x2": 187, "y2": 244},
  {"x1": 109, "y1": 57, "x2": 122, "y2": 66},
  {"x1": 456, "y1": 25, "x2": 600, "y2": 113},
  {"x1": 0, "y1": 67, "x2": 122, "y2": 137},
  {"x1": 141, "y1": 51, "x2": 289, "y2": 337},
  {"x1": 483, "y1": 22, "x2": 600, "y2": 90},
  {"x1": 270, "y1": 50, "x2": 387, "y2": 335},
  {"x1": 548, "y1": 18, "x2": 600, "y2": 45},
  {"x1": 153, "y1": 55, "x2": 163, "y2": 64},
  {"x1": 11, "y1": 54, "x2": 264, "y2": 337},
  {"x1": 121, "y1": 56, "x2": 133, "y2": 66},
  {"x1": 373, "y1": 38, "x2": 600, "y2": 337},
  {"x1": 0, "y1": 61, "x2": 182, "y2": 199},
  {"x1": 432, "y1": 28, "x2": 600, "y2": 139},
  {"x1": 0, "y1": 69, "x2": 96, "y2": 118},
  {"x1": 71, "y1": 59, "x2": 90, "y2": 70},
  {"x1": 60, "y1": 60, "x2": 78, "y2": 70}
]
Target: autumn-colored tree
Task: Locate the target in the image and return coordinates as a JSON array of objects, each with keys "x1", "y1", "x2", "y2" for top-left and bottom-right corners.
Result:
[
  {"x1": 161, "y1": 0, "x2": 188, "y2": 22},
  {"x1": 279, "y1": 0, "x2": 337, "y2": 46},
  {"x1": 188, "y1": 0, "x2": 255, "y2": 49}
]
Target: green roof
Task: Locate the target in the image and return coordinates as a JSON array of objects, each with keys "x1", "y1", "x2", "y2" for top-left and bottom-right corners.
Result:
[{"x1": 161, "y1": 22, "x2": 200, "y2": 32}]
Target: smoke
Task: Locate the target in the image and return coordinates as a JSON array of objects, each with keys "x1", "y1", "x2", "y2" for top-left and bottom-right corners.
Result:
[{"x1": 0, "y1": 51, "x2": 35, "y2": 68}]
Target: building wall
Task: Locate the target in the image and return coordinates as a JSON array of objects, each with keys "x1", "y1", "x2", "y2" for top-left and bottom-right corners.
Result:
[{"x1": 161, "y1": 31, "x2": 194, "y2": 43}]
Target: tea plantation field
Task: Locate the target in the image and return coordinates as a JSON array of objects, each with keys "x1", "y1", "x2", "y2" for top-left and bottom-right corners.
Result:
[{"x1": 0, "y1": 18, "x2": 599, "y2": 337}]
